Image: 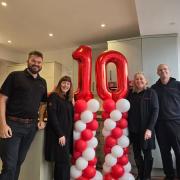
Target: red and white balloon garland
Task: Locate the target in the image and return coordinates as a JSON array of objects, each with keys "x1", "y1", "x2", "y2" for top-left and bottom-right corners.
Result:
[
  {"x1": 102, "y1": 98, "x2": 134, "y2": 180},
  {"x1": 70, "y1": 99, "x2": 103, "y2": 180}
]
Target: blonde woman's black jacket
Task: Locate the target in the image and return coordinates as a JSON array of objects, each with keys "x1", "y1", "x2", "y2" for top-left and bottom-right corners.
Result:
[{"x1": 127, "y1": 88, "x2": 159, "y2": 149}]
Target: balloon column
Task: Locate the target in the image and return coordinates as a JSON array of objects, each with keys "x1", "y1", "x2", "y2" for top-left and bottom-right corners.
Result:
[
  {"x1": 70, "y1": 46, "x2": 102, "y2": 180},
  {"x1": 96, "y1": 51, "x2": 134, "y2": 180}
]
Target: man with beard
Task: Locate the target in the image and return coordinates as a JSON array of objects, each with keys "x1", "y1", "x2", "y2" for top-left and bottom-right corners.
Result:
[
  {"x1": 152, "y1": 64, "x2": 180, "y2": 180},
  {"x1": 0, "y1": 51, "x2": 47, "y2": 180}
]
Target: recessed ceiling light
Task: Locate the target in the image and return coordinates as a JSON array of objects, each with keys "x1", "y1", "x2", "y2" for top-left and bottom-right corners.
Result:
[
  {"x1": 7, "y1": 40, "x2": 12, "y2": 44},
  {"x1": 48, "y1": 33, "x2": 54, "y2": 37},
  {"x1": 101, "y1": 23, "x2": 106, "y2": 28},
  {"x1": 169, "y1": 22, "x2": 176, "y2": 26},
  {"x1": 1, "y1": 1, "x2": 7, "y2": 7}
]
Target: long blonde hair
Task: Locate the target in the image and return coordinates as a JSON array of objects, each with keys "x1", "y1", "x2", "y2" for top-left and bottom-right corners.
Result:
[
  {"x1": 132, "y1": 72, "x2": 148, "y2": 92},
  {"x1": 54, "y1": 76, "x2": 73, "y2": 102}
]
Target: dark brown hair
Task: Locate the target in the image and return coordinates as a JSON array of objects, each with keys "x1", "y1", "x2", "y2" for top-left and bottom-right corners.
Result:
[
  {"x1": 54, "y1": 76, "x2": 73, "y2": 101},
  {"x1": 28, "y1": 51, "x2": 43, "y2": 59}
]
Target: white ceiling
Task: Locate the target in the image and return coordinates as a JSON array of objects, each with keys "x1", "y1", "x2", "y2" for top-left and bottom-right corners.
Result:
[
  {"x1": 0, "y1": 0, "x2": 180, "y2": 53},
  {"x1": 0, "y1": 0, "x2": 139, "y2": 52},
  {"x1": 135, "y1": 0, "x2": 180, "y2": 35}
]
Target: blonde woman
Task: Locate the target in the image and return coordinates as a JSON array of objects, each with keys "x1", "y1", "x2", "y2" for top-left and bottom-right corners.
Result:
[{"x1": 127, "y1": 72, "x2": 159, "y2": 180}]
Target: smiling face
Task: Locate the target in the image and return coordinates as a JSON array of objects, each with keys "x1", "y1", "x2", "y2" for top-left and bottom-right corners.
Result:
[
  {"x1": 157, "y1": 64, "x2": 170, "y2": 81},
  {"x1": 27, "y1": 55, "x2": 43, "y2": 74},
  {"x1": 134, "y1": 73, "x2": 147, "y2": 91},
  {"x1": 60, "y1": 80, "x2": 71, "y2": 93}
]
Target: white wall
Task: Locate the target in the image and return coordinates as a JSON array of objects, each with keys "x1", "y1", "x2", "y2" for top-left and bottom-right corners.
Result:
[
  {"x1": 142, "y1": 35, "x2": 178, "y2": 85},
  {"x1": 0, "y1": 45, "x2": 26, "y2": 63}
]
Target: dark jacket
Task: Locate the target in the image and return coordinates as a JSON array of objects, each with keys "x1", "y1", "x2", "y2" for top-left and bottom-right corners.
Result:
[
  {"x1": 45, "y1": 92, "x2": 74, "y2": 162},
  {"x1": 127, "y1": 88, "x2": 159, "y2": 149},
  {"x1": 152, "y1": 78, "x2": 180, "y2": 123}
]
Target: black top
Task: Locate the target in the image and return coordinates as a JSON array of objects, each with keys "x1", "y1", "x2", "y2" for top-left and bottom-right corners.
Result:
[
  {"x1": 152, "y1": 78, "x2": 180, "y2": 123},
  {"x1": 0, "y1": 69, "x2": 47, "y2": 119},
  {"x1": 127, "y1": 90, "x2": 145, "y2": 133},
  {"x1": 45, "y1": 92, "x2": 74, "y2": 162},
  {"x1": 127, "y1": 88, "x2": 159, "y2": 149}
]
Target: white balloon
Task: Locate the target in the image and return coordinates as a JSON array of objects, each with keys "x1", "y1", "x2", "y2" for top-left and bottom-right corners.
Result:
[
  {"x1": 87, "y1": 99, "x2": 100, "y2": 112},
  {"x1": 82, "y1": 148, "x2": 95, "y2": 161},
  {"x1": 70, "y1": 165, "x2": 82, "y2": 179},
  {"x1": 123, "y1": 162, "x2": 132, "y2": 173},
  {"x1": 73, "y1": 131, "x2": 80, "y2": 140},
  {"x1": 87, "y1": 137, "x2": 98, "y2": 148},
  {"x1": 111, "y1": 145, "x2": 123, "y2": 158},
  {"x1": 74, "y1": 120, "x2": 86, "y2": 132},
  {"x1": 123, "y1": 128, "x2": 129, "y2": 136},
  {"x1": 110, "y1": 109, "x2": 122, "y2": 121},
  {"x1": 105, "y1": 154, "x2": 117, "y2": 167},
  {"x1": 102, "y1": 128, "x2": 111, "y2": 137},
  {"x1": 91, "y1": 170, "x2": 103, "y2": 180},
  {"x1": 102, "y1": 163, "x2": 111, "y2": 173},
  {"x1": 117, "y1": 135, "x2": 130, "y2": 148},
  {"x1": 92, "y1": 131, "x2": 96, "y2": 136},
  {"x1": 119, "y1": 173, "x2": 135, "y2": 180},
  {"x1": 75, "y1": 157, "x2": 88, "y2": 170},
  {"x1": 104, "y1": 118, "x2": 116, "y2": 131},
  {"x1": 81, "y1": 110, "x2": 93, "y2": 123},
  {"x1": 116, "y1": 99, "x2": 130, "y2": 113}
]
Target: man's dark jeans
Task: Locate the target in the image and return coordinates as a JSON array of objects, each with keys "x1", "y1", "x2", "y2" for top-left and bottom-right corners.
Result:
[{"x1": 0, "y1": 119, "x2": 37, "y2": 180}]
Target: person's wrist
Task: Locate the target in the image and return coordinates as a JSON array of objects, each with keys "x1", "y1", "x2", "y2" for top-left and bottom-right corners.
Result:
[{"x1": 0, "y1": 120, "x2": 7, "y2": 126}]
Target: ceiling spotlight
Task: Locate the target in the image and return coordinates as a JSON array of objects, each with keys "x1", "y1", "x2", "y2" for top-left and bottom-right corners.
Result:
[
  {"x1": 1, "y1": 1, "x2": 7, "y2": 7},
  {"x1": 7, "y1": 40, "x2": 12, "y2": 44},
  {"x1": 101, "y1": 23, "x2": 106, "y2": 28},
  {"x1": 169, "y1": 22, "x2": 176, "y2": 26},
  {"x1": 49, "y1": 33, "x2": 54, "y2": 37}
]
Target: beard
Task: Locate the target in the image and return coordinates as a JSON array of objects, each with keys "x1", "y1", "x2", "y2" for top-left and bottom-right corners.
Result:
[{"x1": 28, "y1": 64, "x2": 42, "y2": 74}]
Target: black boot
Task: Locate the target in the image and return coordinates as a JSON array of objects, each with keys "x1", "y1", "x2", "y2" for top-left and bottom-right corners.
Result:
[
  {"x1": 143, "y1": 158, "x2": 153, "y2": 180},
  {"x1": 135, "y1": 158, "x2": 144, "y2": 180}
]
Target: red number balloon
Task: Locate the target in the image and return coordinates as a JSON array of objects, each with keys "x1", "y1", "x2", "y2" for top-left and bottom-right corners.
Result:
[
  {"x1": 72, "y1": 45, "x2": 93, "y2": 101},
  {"x1": 96, "y1": 50, "x2": 128, "y2": 101}
]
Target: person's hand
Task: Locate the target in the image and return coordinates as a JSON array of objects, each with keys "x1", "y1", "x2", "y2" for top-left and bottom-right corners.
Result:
[
  {"x1": 144, "y1": 129, "x2": 152, "y2": 140},
  {"x1": 59, "y1": 136, "x2": 66, "y2": 146},
  {"x1": 37, "y1": 121, "x2": 46, "y2": 130},
  {"x1": 0, "y1": 123, "x2": 12, "y2": 138}
]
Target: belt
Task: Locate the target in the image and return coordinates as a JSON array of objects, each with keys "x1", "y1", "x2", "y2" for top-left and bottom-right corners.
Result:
[{"x1": 7, "y1": 116, "x2": 35, "y2": 124}]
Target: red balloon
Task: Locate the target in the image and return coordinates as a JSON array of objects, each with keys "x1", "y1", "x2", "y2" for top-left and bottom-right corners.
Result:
[
  {"x1": 74, "y1": 113, "x2": 81, "y2": 121},
  {"x1": 104, "y1": 146, "x2": 111, "y2": 154},
  {"x1": 111, "y1": 164, "x2": 124, "y2": 178},
  {"x1": 71, "y1": 157, "x2": 76, "y2": 164},
  {"x1": 102, "y1": 111, "x2": 110, "y2": 120},
  {"x1": 103, "y1": 99, "x2": 116, "y2": 113},
  {"x1": 77, "y1": 177, "x2": 88, "y2": 180},
  {"x1": 73, "y1": 45, "x2": 93, "y2": 101},
  {"x1": 88, "y1": 157, "x2": 97, "y2": 166},
  {"x1": 122, "y1": 112, "x2": 128, "y2": 119},
  {"x1": 81, "y1": 129, "x2": 93, "y2": 141},
  {"x1": 104, "y1": 173, "x2": 114, "y2": 180},
  {"x1": 105, "y1": 136, "x2": 117, "y2": 148},
  {"x1": 96, "y1": 50, "x2": 128, "y2": 101},
  {"x1": 93, "y1": 113, "x2": 97, "y2": 119},
  {"x1": 111, "y1": 127, "x2": 123, "y2": 139},
  {"x1": 82, "y1": 166, "x2": 96, "y2": 179},
  {"x1": 118, "y1": 155, "x2": 129, "y2": 165},
  {"x1": 117, "y1": 118, "x2": 128, "y2": 129},
  {"x1": 75, "y1": 139, "x2": 87, "y2": 152},
  {"x1": 73, "y1": 151, "x2": 82, "y2": 160},
  {"x1": 123, "y1": 147, "x2": 129, "y2": 154},
  {"x1": 86, "y1": 119, "x2": 99, "y2": 131},
  {"x1": 74, "y1": 99, "x2": 87, "y2": 113}
]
